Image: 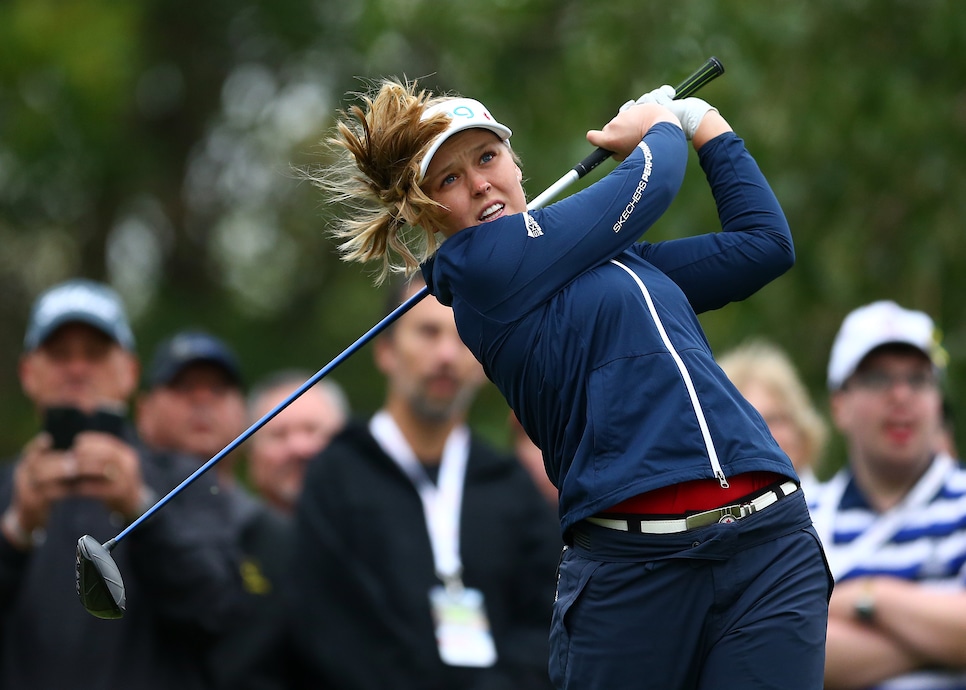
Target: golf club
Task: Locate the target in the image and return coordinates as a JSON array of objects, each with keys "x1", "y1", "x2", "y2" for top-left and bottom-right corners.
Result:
[
  {"x1": 76, "y1": 56, "x2": 725, "y2": 619},
  {"x1": 528, "y1": 55, "x2": 724, "y2": 208}
]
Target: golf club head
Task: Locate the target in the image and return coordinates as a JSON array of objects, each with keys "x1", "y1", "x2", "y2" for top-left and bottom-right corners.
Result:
[{"x1": 75, "y1": 535, "x2": 126, "y2": 619}]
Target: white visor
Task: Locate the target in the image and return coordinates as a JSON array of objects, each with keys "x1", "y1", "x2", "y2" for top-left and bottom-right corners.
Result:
[{"x1": 418, "y1": 98, "x2": 512, "y2": 181}]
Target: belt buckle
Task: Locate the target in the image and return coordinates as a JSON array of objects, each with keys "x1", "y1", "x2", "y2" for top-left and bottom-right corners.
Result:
[
  {"x1": 681, "y1": 485, "x2": 788, "y2": 531},
  {"x1": 684, "y1": 504, "x2": 751, "y2": 530},
  {"x1": 719, "y1": 504, "x2": 751, "y2": 524}
]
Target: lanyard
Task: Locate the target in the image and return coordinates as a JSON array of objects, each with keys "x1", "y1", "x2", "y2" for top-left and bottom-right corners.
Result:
[
  {"x1": 813, "y1": 453, "x2": 954, "y2": 581},
  {"x1": 370, "y1": 411, "x2": 470, "y2": 584}
]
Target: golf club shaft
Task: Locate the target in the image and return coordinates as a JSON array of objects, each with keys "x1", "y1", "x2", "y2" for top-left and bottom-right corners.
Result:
[
  {"x1": 110, "y1": 292, "x2": 427, "y2": 544},
  {"x1": 109, "y1": 57, "x2": 724, "y2": 546},
  {"x1": 527, "y1": 56, "x2": 725, "y2": 210},
  {"x1": 112, "y1": 195, "x2": 565, "y2": 544}
]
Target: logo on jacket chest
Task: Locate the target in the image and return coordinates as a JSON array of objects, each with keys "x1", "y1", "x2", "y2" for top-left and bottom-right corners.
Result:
[{"x1": 524, "y1": 212, "x2": 543, "y2": 238}]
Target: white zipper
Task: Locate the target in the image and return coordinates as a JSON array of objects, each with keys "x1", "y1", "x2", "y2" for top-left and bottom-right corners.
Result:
[{"x1": 610, "y1": 259, "x2": 729, "y2": 488}]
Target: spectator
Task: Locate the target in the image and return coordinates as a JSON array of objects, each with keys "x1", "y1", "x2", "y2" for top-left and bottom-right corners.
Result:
[
  {"x1": 0, "y1": 279, "x2": 240, "y2": 690},
  {"x1": 810, "y1": 300, "x2": 966, "y2": 689},
  {"x1": 137, "y1": 330, "x2": 247, "y2": 487},
  {"x1": 718, "y1": 338, "x2": 829, "y2": 495},
  {"x1": 290, "y1": 275, "x2": 561, "y2": 690},
  {"x1": 246, "y1": 371, "x2": 349, "y2": 514},
  {"x1": 508, "y1": 411, "x2": 557, "y2": 507},
  {"x1": 137, "y1": 330, "x2": 302, "y2": 690}
]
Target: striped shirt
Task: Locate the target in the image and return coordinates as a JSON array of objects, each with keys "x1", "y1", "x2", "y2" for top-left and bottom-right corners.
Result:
[{"x1": 809, "y1": 454, "x2": 966, "y2": 689}]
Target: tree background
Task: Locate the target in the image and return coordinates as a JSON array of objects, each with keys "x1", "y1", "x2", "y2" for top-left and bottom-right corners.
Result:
[{"x1": 2, "y1": 0, "x2": 964, "y2": 474}]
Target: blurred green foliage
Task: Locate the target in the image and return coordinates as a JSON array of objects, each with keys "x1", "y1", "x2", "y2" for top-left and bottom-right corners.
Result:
[{"x1": 2, "y1": 0, "x2": 965, "y2": 474}]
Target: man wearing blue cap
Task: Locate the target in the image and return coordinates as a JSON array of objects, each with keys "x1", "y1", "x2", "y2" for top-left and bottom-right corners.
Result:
[
  {"x1": 0, "y1": 279, "x2": 243, "y2": 690},
  {"x1": 137, "y1": 329, "x2": 304, "y2": 690},
  {"x1": 137, "y1": 330, "x2": 247, "y2": 482}
]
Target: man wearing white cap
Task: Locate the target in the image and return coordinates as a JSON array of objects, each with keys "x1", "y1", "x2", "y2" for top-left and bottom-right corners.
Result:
[{"x1": 811, "y1": 300, "x2": 966, "y2": 689}]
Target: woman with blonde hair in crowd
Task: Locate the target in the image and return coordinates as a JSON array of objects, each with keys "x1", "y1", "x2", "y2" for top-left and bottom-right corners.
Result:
[{"x1": 718, "y1": 338, "x2": 829, "y2": 496}]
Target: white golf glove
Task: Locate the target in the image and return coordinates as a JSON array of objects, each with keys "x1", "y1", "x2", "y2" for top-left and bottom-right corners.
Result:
[
  {"x1": 619, "y1": 84, "x2": 717, "y2": 140},
  {"x1": 619, "y1": 84, "x2": 675, "y2": 113},
  {"x1": 666, "y1": 97, "x2": 717, "y2": 140}
]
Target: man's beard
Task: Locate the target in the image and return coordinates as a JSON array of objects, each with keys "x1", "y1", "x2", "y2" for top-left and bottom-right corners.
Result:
[{"x1": 408, "y1": 383, "x2": 477, "y2": 424}]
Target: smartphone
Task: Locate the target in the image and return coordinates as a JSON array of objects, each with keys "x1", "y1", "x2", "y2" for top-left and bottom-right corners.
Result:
[
  {"x1": 43, "y1": 406, "x2": 126, "y2": 450},
  {"x1": 43, "y1": 406, "x2": 87, "y2": 450},
  {"x1": 87, "y1": 408, "x2": 127, "y2": 439}
]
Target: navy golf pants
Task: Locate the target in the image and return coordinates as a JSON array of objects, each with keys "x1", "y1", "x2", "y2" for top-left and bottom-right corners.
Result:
[{"x1": 549, "y1": 490, "x2": 831, "y2": 690}]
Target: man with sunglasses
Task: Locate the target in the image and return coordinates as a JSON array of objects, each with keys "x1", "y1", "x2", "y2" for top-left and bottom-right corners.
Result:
[{"x1": 812, "y1": 300, "x2": 966, "y2": 689}]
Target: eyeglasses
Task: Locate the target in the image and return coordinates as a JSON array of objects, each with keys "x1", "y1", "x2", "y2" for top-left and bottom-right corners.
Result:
[{"x1": 847, "y1": 370, "x2": 939, "y2": 393}]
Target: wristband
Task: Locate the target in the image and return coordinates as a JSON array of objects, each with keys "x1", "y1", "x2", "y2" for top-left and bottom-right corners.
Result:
[
  {"x1": 2, "y1": 510, "x2": 34, "y2": 551},
  {"x1": 123, "y1": 486, "x2": 159, "y2": 525}
]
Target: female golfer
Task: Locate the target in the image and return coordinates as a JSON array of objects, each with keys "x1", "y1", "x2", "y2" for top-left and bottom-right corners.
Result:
[{"x1": 315, "y1": 78, "x2": 831, "y2": 689}]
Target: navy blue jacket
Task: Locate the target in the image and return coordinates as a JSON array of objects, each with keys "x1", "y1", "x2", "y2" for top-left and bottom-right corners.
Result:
[{"x1": 424, "y1": 123, "x2": 797, "y2": 534}]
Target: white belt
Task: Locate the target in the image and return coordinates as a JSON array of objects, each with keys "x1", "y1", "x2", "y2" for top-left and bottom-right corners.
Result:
[{"x1": 586, "y1": 481, "x2": 799, "y2": 534}]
